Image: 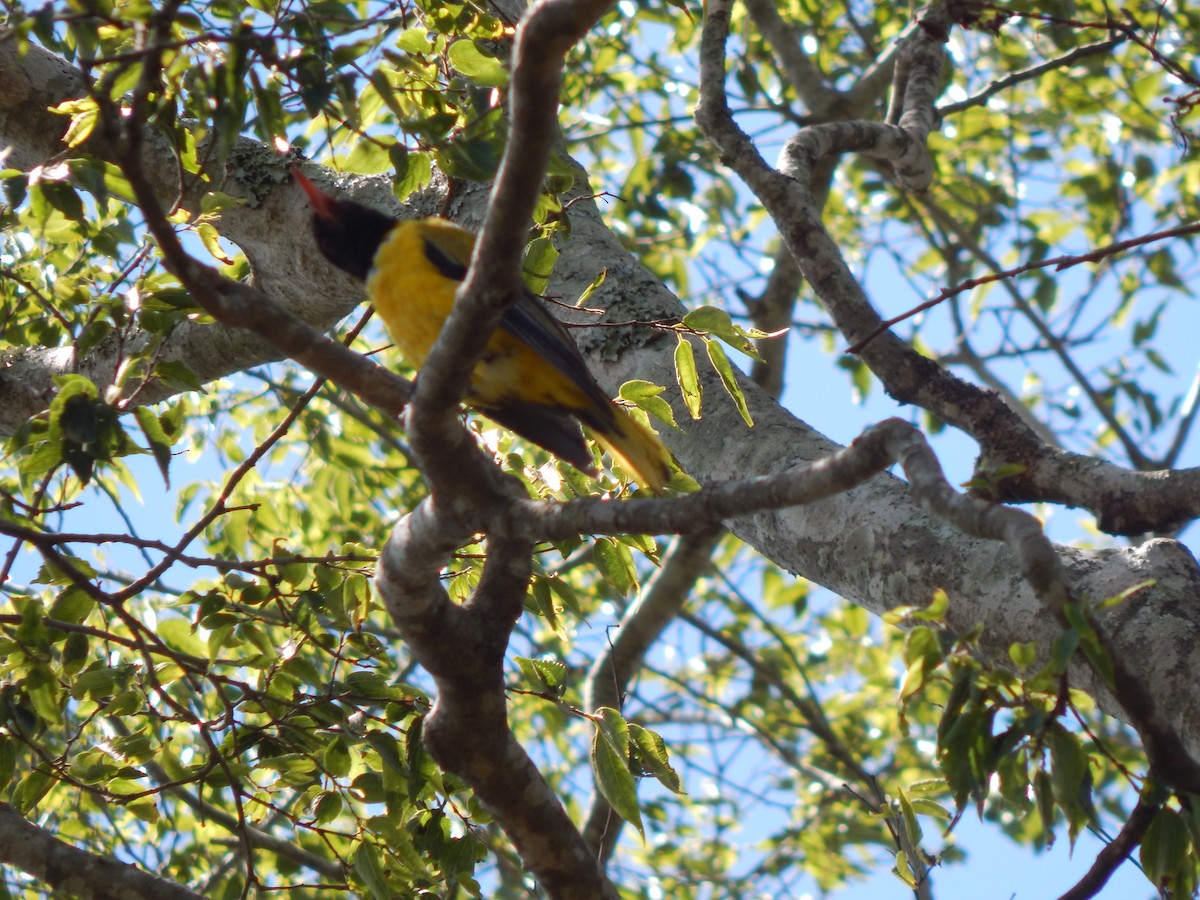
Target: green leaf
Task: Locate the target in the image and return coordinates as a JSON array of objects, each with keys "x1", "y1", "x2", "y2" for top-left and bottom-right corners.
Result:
[
  {"x1": 907, "y1": 778, "x2": 949, "y2": 796},
  {"x1": 1141, "y1": 806, "x2": 1191, "y2": 893},
  {"x1": 48, "y1": 587, "x2": 94, "y2": 625},
  {"x1": 897, "y1": 788, "x2": 922, "y2": 845},
  {"x1": 39, "y1": 180, "x2": 84, "y2": 221},
  {"x1": 366, "y1": 730, "x2": 409, "y2": 779},
  {"x1": 900, "y1": 626, "x2": 943, "y2": 702},
  {"x1": 133, "y1": 406, "x2": 172, "y2": 488},
  {"x1": 156, "y1": 618, "x2": 206, "y2": 659},
  {"x1": 620, "y1": 380, "x2": 677, "y2": 429},
  {"x1": 152, "y1": 362, "x2": 204, "y2": 393},
  {"x1": 1008, "y1": 641, "x2": 1038, "y2": 669},
  {"x1": 250, "y1": 71, "x2": 285, "y2": 143},
  {"x1": 628, "y1": 723, "x2": 682, "y2": 794},
  {"x1": 447, "y1": 40, "x2": 509, "y2": 87},
  {"x1": 591, "y1": 708, "x2": 643, "y2": 841},
  {"x1": 705, "y1": 339, "x2": 752, "y2": 427},
  {"x1": 546, "y1": 576, "x2": 582, "y2": 617},
  {"x1": 909, "y1": 797, "x2": 953, "y2": 819},
  {"x1": 199, "y1": 192, "x2": 244, "y2": 214},
  {"x1": 530, "y1": 573, "x2": 559, "y2": 627},
  {"x1": 682, "y1": 305, "x2": 732, "y2": 333},
  {"x1": 391, "y1": 146, "x2": 434, "y2": 199},
  {"x1": 593, "y1": 537, "x2": 637, "y2": 596},
  {"x1": 344, "y1": 138, "x2": 395, "y2": 175},
  {"x1": 344, "y1": 572, "x2": 372, "y2": 625},
  {"x1": 51, "y1": 97, "x2": 99, "y2": 148},
  {"x1": 16, "y1": 597, "x2": 49, "y2": 648},
  {"x1": 26, "y1": 674, "x2": 62, "y2": 724},
  {"x1": 675, "y1": 334, "x2": 701, "y2": 419},
  {"x1": 1034, "y1": 768, "x2": 1057, "y2": 848},
  {"x1": 938, "y1": 703, "x2": 995, "y2": 810},
  {"x1": 514, "y1": 656, "x2": 568, "y2": 692},
  {"x1": 1095, "y1": 579, "x2": 1154, "y2": 610},
  {"x1": 0, "y1": 737, "x2": 17, "y2": 792},
  {"x1": 1062, "y1": 601, "x2": 1115, "y2": 690},
  {"x1": 892, "y1": 851, "x2": 917, "y2": 888},
  {"x1": 1044, "y1": 627, "x2": 1079, "y2": 678},
  {"x1": 574, "y1": 267, "x2": 607, "y2": 307},
  {"x1": 353, "y1": 842, "x2": 393, "y2": 900},
  {"x1": 323, "y1": 735, "x2": 353, "y2": 778},
  {"x1": 1047, "y1": 725, "x2": 1092, "y2": 847},
  {"x1": 126, "y1": 794, "x2": 160, "y2": 824},
  {"x1": 1033, "y1": 275, "x2": 1057, "y2": 311},
  {"x1": 682, "y1": 305, "x2": 762, "y2": 359},
  {"x1": 196, "y1": 222, "x2": 234, "y2": 265},
  {"x1": 838, "y1": 355, "x2": 874, "y2": 401},
  {"x1": 436, "y1": 133, "x2": 504, "y2": 182},
  {"x1": 12, "y1": 768, "x2": 53, "y2": 815},
  {"x1": 61, "y1": 632, "x2": 89, "y2": 675},
  {"x1": 904, "y1": 588, "x2": 949, "y2": 622},
  {"x1": 312, "y1": 790, "x2": 344, "y2": 825},
  {"x1": 522, "y1": 236, "x2": 558, "y2": 295},
  {"x1": 395, "y1": 27, "x2": 434, "y2": 54}
]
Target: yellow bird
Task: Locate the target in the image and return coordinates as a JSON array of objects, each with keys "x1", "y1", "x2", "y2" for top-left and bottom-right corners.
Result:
[{"x1": 295, "y1": 171, "x2": 673, "y2": 492}]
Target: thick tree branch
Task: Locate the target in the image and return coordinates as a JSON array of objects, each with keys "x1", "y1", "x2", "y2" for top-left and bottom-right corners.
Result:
[
  {"x1": 471, "y1": 418, "x2": 1073, "y2": 604},
  {"x1": 378, "y1": 509, "x2": 618, "y2": 898},
  {"x1": 694, "y1": 0, "x2": 1200, "y2": 792},
  {"x1": 0, "y1": 38, "x2": 441, "y2": 437},
  {"x1": 695, "y1": 0, "x2": 1200, "y2": 538},
  {"x1": 0, "y1": 803, "x2": 205, "y2": 900}
]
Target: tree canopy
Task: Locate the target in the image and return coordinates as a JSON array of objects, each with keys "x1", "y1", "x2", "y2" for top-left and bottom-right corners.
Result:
[{"x1": 2, "y1": 0, "x2": 1200, "y2": 898}]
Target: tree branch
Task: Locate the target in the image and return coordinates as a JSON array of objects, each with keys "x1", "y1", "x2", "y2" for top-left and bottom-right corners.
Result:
[
  {"x1": 409, "y1": 0, "x2": 620, "y2": 502},
  {"x1": 0, "y1": 38, "x2": 441, "y2": 437},
  {"x1": 938, "y1": 36, "x2": 1125, "y2": 117},
  {"x1": 695, "y1": 0, "x2": 1200, "y2": 793},
  {"x1": 695, "y1": 0, "x2": 1200, "y2": 538},
  {"x1": 1057, "y1": 794, "x2": 1161, "y2": 900},
  {"x1": 378, "y1": 510, "x2": 619, "y2": 898},
  {"x1": 741, "y1": 0, "x2": 841, "y2": 116},
  {"x1": 0, "y1": 803, "x2": 205, "y2": 900},
  {"x1": 580, "y1": 525, "x2": 724, "y2": 859}
]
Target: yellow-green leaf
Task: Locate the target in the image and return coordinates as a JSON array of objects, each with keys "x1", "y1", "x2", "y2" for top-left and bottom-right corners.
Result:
[
  {"x1": 591, "y1": 708, "x2": 643, "y2": 841},
  {"x1": 196, "y1": 222, "x2": 234, "y2": 265},
  {"x1": 675, "y1": 334, "x2": 701, "y2": 419},
  {"x1": 620, "y1": 380, "x2": 677, "y2": 429},
  {"x1": 706, "y1": 339, "x2": 753, "y2": 427},
  {"x1": 447, "y1": 40, "x2": 508, "y2": 87}
]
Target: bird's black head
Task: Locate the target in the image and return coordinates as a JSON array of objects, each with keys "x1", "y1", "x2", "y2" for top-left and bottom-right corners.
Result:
[{"x1": 294, "y1": 170, "x2": 396, "y2": 281}]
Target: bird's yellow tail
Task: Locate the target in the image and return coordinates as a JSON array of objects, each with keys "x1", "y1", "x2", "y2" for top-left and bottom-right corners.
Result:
[{"x1": 589, "y1": 411, "x2": 673, "y2": 493}]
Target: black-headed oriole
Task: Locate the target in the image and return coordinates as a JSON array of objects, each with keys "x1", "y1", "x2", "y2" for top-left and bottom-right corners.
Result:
[{"x1": 296, "y1": 172, "x2": 673, "y2": 492}]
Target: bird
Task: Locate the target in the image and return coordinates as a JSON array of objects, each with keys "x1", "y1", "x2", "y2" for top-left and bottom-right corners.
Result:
[{"x1": 294, "y1": 170, "x2": 674, "y2": 492}]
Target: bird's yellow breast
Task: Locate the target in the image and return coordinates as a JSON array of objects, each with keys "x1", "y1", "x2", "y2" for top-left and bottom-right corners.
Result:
[
  {"x1": 366, "y1": 221, "x2": 458, "y2": 368},
  {"x1": 365, "y1": 220, "x2": 593, "y2": 410}
]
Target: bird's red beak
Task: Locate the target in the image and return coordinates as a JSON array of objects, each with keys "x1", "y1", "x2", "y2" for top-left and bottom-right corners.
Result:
[{"x1": 293, "y1": 169, "x2": 336, "y2": 220}]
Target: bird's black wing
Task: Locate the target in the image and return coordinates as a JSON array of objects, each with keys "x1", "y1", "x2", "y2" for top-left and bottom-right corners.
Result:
[
  {"x1": 423, "y1": 232, "x2": 617, "y2": 428},
  {"x1": 498, "y1": 291, "x2": 618, "y2": 429}
]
